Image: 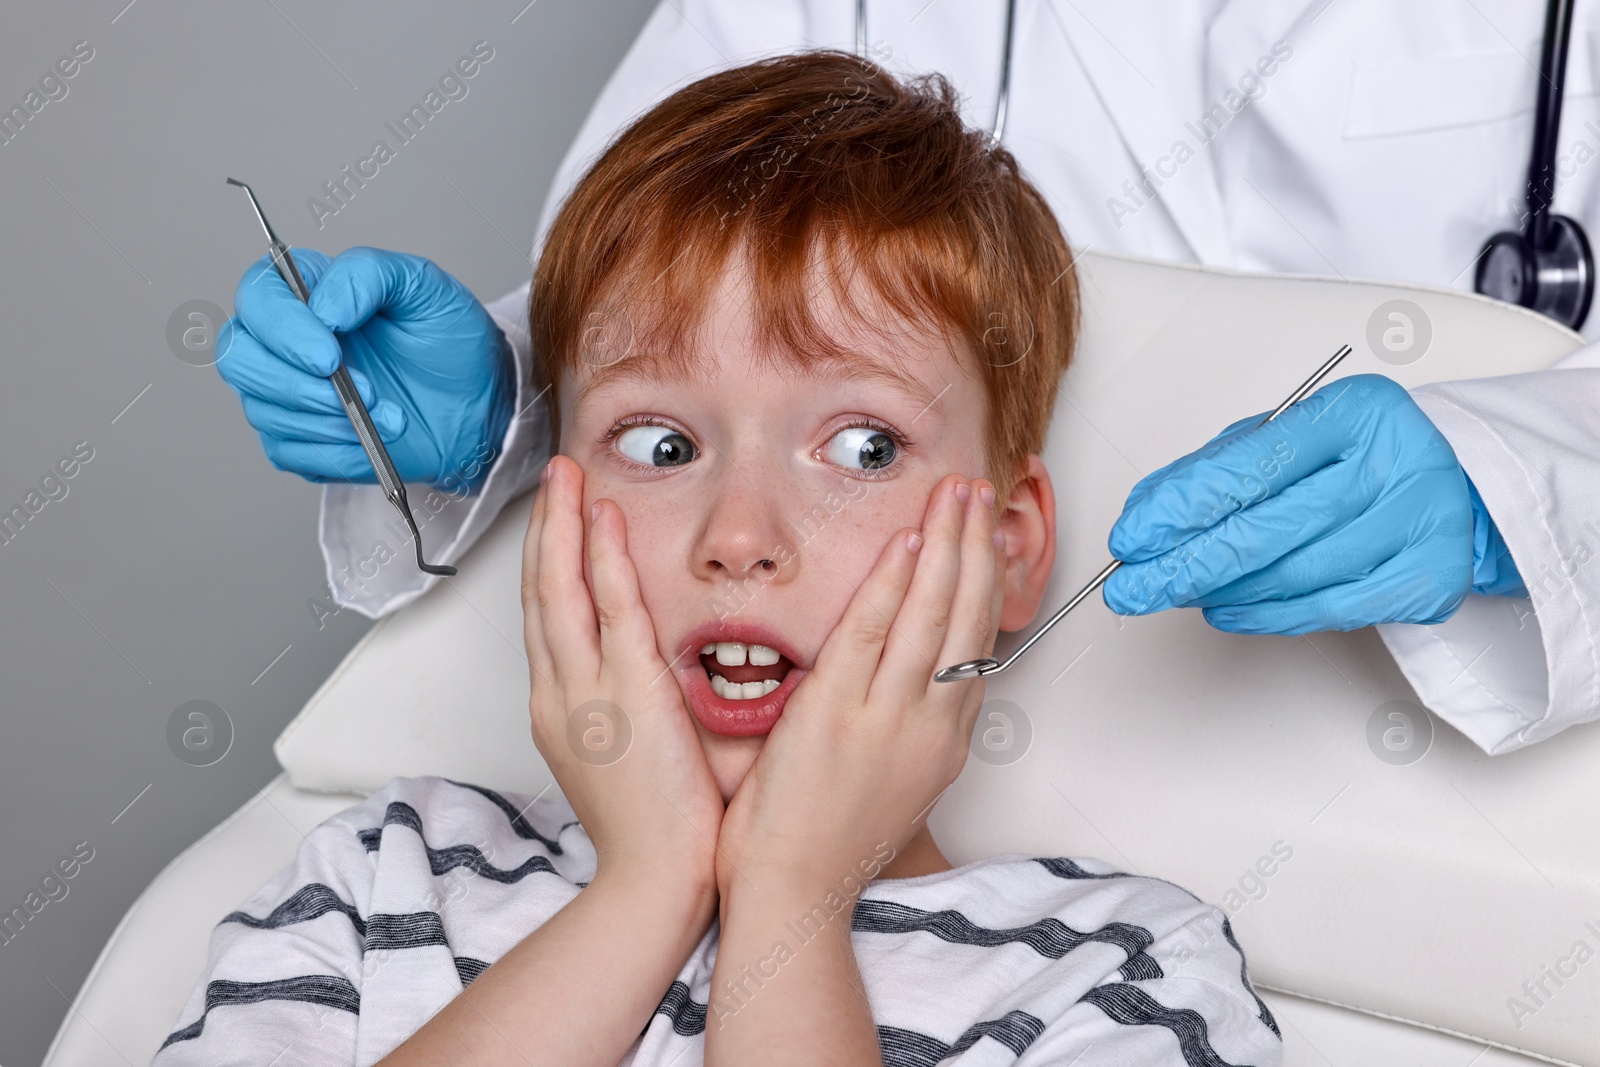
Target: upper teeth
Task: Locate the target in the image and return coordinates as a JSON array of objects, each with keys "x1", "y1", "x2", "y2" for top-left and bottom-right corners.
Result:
[{"x1": 700, "y1": 641, "x2": 780, "y2": 667}]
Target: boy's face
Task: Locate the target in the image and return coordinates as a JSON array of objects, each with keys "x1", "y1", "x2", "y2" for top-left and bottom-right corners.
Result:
[{"x1": 558, "y1": 262, "x2": 1053, "y2": 802}]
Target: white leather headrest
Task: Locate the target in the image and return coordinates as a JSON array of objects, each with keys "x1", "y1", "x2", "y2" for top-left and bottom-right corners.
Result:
[{"x1": 275, "y1": 251, "x2": 1598, "y2": 1063}]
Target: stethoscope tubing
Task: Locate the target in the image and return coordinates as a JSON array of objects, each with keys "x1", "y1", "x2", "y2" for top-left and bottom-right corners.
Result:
[{"x1": 855, "y1": 0, "x2": 1017, "y2": 142}]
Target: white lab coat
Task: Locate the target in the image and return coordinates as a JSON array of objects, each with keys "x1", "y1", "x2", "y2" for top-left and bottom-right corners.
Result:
[{"x1": 319, "y1": 0, "x2": 1600, "y2": 756}]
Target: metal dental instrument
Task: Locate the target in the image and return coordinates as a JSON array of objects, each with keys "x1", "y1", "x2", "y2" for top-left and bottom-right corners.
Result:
[
  {"x1": 934, "y1": 342, "x2": 1355, "y2": 683},
  {"x1": 226, "y1": 178, "x2": 456, "y2": 577}
]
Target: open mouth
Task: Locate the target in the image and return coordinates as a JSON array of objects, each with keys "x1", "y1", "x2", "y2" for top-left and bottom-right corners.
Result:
[
  {"x1": 679, "y1": 632, "x2": 805, "y2": 737},
  {"x1": 698, "y1": 640, "x2": 792, "y2": 700}
]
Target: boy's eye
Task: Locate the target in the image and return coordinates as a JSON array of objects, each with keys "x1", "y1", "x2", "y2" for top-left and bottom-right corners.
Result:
[
  {"x1": 824, "y1": 426, "x2": 898, "y2": 471},
  {"x1": 615, "y1": 424, "x2": 696, "y2": 467}
]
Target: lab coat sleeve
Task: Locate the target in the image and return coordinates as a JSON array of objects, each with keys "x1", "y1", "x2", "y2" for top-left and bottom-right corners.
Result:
[
  {"x1": 315, "y1": 0, "x2": 809, "y2": 618},
  {"x1": 1375, "y1": 345, "x2": 1600, "y2": 755}
]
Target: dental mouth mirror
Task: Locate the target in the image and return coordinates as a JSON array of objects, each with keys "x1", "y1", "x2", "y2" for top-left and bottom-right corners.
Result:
[
  {"x1": 934, "y1": 342, "x2": 1355, "y2": 683},
  {"x1": 226, "y1": 178, "x2": 456, "y2": 577}
]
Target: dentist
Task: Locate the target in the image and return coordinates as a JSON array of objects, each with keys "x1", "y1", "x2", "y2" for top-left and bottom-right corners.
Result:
[{"x1": 217, "y1": 0, "x2": 1600, "y2": 757}]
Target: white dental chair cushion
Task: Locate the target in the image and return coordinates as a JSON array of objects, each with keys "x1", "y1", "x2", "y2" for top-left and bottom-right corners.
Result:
[{"x1": 48, "y1": 252, "x2": 1600, "y2": 1067}]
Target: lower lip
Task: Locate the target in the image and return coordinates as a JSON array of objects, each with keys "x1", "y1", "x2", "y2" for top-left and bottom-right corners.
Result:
[{"x1": 683, "y1": 664, "x2": 804, "y2": 737}]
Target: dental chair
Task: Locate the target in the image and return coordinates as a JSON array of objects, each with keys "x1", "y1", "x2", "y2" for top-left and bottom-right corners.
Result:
[{"x1": 44, "y1": 251, "x2": 1600, "y2": 1067}]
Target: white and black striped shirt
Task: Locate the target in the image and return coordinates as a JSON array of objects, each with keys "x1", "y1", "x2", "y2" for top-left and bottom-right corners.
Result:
[{"x1": 152, "y1": 775, "x2": 1283, "y2": 1066}]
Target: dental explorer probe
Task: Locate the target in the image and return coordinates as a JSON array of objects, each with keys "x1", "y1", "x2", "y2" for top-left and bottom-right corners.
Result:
[
  {"x1": 934, "y1": 342, "x2": 1355, "y2": 683},
  {"x1": 226, "y1": 178, "x2": 456, "y2": 577}
]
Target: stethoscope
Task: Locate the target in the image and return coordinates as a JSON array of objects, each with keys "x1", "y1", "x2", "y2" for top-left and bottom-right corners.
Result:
[
  {"x1": 859, "y1": 0, "x2": 1593, "y2": 331},
  {"x1": 855, "y1": 0, "x2": 1017, "y2": 141},
  {"x1": 1476, "y1": 0, "x2": 1593, "y2": 330}
]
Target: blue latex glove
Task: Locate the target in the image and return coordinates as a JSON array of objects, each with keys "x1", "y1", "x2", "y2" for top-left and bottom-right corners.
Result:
[
  {"x1": 1101, "y1": 374, "x2": 1526, "y2": 634},
  {"x1": 216, "y1": 247, "x2": 513, "y2": 491}
]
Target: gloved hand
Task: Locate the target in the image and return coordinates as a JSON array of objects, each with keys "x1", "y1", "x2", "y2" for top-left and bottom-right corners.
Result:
[
  {"x1": 216, "y1": 246, "x2": 513, "y2": 490},
  {"x1": 1101, "y1": 373, "x2": 1526, "y2": 635}
]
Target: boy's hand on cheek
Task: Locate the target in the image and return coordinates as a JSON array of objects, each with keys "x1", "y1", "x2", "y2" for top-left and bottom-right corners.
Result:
[
  {"x1": 715, "y1": 474, "x2": 1005, "y2": 901},
  {"x1": 522, "y1": 457, "x2": 724, "y2": 900}
]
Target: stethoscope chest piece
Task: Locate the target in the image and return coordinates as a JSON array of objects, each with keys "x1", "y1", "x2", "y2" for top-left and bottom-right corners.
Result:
[
  {"x1": 1477, "y1": 214, "x2": 1594, "y2": 330},
  {"x1": 1474, "y1": 0, "x2": 1594, "y2": 331}
]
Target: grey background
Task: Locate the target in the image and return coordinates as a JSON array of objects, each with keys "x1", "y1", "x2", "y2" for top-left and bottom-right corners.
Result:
[{"x1": 0, "y1": 2, "x2": 657, "y2": 1062}]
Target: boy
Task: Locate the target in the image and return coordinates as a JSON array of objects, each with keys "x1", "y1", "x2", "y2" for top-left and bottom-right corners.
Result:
[{"x1": 155, "y1": 51, "x2": 1282, "y2": 1066}]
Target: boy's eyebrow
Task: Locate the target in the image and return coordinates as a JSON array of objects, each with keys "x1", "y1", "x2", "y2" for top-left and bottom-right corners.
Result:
[
  {"x1": 576, "y1": 355, "x2": 677, "y2": 406},
  {"x1": 575, "y1": 349, "x2": 944, "y2": 409},
  {"x1": 819, "y1": 358, "x2": 942, "y2": 408}
]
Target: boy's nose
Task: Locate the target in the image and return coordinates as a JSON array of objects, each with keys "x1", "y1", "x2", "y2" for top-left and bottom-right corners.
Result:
[
  {"x1": 693, "y1": 486, "x2": 796, "y2": 589},
  {"x1": 698, "y1": 528, "x2": 792, "y2": 585}
]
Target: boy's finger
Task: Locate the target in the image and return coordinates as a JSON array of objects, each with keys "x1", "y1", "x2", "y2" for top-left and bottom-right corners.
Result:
[
  {"x1": 808, "y1": 525, "x2": 923, "y2": 704},
  {"x1": 875, "y1": 477, "x2": 969, "y2": 697},
  {"x1": 534, "y1": 457, "x2": 601, "y2": 686},
  {"x1": 934, "y1": 480, "x2": 1002, "y2": 702},
  {"x1": 520, "y1": 476, "x2": 557, "y2": 682},
  {"x1": 587, "y1": 499, "x2": 667, "y2": 686}
]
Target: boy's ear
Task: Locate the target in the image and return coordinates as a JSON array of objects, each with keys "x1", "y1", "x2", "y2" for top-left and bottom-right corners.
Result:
[{"x1": 996, "y1": 453, "x2": 1056, "y2": 632}]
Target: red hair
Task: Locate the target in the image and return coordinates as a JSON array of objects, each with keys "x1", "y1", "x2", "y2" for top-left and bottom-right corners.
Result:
[{"x1": 530, "y1": 49, "x2": 1079, "y2": 497}]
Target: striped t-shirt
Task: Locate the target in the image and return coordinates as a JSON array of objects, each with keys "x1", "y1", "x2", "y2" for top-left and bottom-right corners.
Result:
[{"x1": 152, "y1": 775, "x2": 1283, "y2": 1066}]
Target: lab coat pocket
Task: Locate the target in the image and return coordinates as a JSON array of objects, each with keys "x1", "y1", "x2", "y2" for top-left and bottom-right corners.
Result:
[{"x1": 1343, "y1": 36, "x2": 1600, "y2": 141}]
